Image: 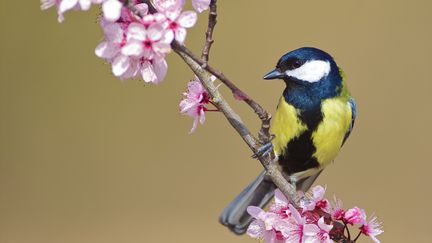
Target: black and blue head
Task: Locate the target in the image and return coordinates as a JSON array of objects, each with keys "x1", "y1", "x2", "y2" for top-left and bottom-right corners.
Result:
[{"x1": 263, "y1": 47, "x2": 343, "y2": 98}]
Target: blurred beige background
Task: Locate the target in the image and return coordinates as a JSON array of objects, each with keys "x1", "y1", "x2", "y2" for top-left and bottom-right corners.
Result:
[{"x1": 1, "y1": 0, "x2": 431, "y2": 242}]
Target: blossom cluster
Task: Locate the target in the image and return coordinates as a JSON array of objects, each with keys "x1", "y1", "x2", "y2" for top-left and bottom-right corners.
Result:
[
  {"x1": 247, "y1": 186, "x2": 383, "y2": 243},
  {"x1": 41, "y1": 0, "x2": 211, "y2": 83}
]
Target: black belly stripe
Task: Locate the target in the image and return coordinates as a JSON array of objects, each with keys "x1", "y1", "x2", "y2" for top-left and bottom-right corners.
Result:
[
  {"x1": 279, "y1": 131, "x2": 320, "y2": 174},
  {"x1": 278, "y1": 100, "x2": 323, "y2": 175}
]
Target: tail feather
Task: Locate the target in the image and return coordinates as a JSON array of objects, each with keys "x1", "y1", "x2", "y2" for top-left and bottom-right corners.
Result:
[
  {"x1": 219, "y1": 171, "x2": 276, "y2": 234},
  {"x1": 219, "y1": 170, "x2": 322, "y2": 235}
]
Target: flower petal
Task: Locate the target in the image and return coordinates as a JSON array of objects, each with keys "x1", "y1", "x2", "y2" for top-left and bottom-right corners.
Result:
[
  {"x1": 41, "y1": 0, "x2": 56, "y2": 10},
  {"x1": 112, "y1": 55, "x2": 130, "y2": 76},
  {"x1": 95, "y1": 41, "x2": 118, "y2": 59},
  {"x1": 153, "y1": 0, "x2": 185, "y2": 13},
  {"x1": 127, "y1": 23, "x2": 147, "y2": 41},
  {"x1": 152, "y1": 58, "x2": 168, "y2": 84},
  {"x1": 160, "y1": 30, "x2": 175, "y2": 44},
  {"x1": 246, "y1": 220, "x2": 264, "y2": 238},
  {"x1": 289, "y1": 204, "x2": 306, "y2": 225},
  {"x1": 190, "y1": 116, "x2": 199, "y2": 133},
  {"x1": 303, "y1": 224, "x2": 320, "y2": 236},
  {"x1": 59, "y1": 0, "x2": 78, "y2": 13},
  {"x1": 174, "y1": 27, "x2": 187, "y2": 44},
  {"x1": 141, "y1": 61, "x2": 158, "y2": 83},
  {"x1": 121, "y1": 41, "x2": 144, "y2": 57},
  {"x1": 318, "y1": 217, "x2": 333, "y2": 232},
  {"x1": 134, "y1": 3, "x2": 148, "y2": 16},
  {"x1": 147, "y1": 23, "x2": 164, "y2": 41},
  {"x1": 102, "y1": 0, "x2": 123, "y2": 22},
  {"x1": 312, "y1": 185, "x2": 326, "y2": 200},
  {"x1": 247, "y1": 206, "x2": 264, "y2": 219},
  {"x1": 78, "y1": 0, "x2": 92, "y2": 10},
  {"x1": 199, "y1": 108, "x2": 205, "y2": 124},
  {"x1": 192, "y1": 0, "x2": 210, "y2": 13},
  {"x1": 274, "y1": 189, "x2": 288, "y2": 205},
  {"x1": 102, "y1": 23, "x2": 123, "y2": 42},
  {"x1": 178, "y1": 11, "x2": 197, "y2": 28},
  {"x1": 152, "y1": 42, "x2": 171, "y2": 54}
]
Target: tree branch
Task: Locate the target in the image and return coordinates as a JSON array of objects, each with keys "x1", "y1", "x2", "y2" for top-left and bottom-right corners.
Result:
[{"x1": 201, "y1": 0, "x2": 217, "y2": 63}]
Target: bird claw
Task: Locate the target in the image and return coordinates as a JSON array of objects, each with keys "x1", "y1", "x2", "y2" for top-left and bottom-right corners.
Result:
[{"x1": 252, "y1": 142, "x2": 274, "y2": 159}]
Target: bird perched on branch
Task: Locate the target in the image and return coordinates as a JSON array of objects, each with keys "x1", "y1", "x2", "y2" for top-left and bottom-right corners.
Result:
[{"x1": 220, "y1": 47, "x2": 356, "y2": 234}]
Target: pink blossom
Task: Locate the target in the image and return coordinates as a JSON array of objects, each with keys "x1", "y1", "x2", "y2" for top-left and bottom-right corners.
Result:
[
  {"x1": 41, "y1": 0, "x2": 104, "y2": 22},
  {"x1": 330, "y1": 196, "x2": 345, "y2": 221},
  {"x1": 192, "y1": 0, "x2": 211, "y2": 13},
  {"x1": 279, "y1": 204, "x2": 319, "y2": 243},
  {"x1": 313, "y1": 217, "x2": 334, "y2": 243},
  {"x1": 122, "y1": 22, "x2": 173, "y2": 59},
  {"x1": 95, "y1": 21, "x2": 125, "y2": 60},
  {"x1": 246, "y1": 206, "x2": 286, "y2": 243},
  {"x1": 360, "y1": 214, "x2": 383, "y2": 243},
  {"x1": 117, "y1": 20, "x2": 173, "y2": 83},
  {"x1": 96, "y1": 20, "x2": 169, "y2": 83},
  {"x1": 269, "y1": 189, "x2": 291, "y2": 219},
  {"x1": 302, "y1": 185, "x2": 330, "y2": 213},
  {"x1": 95, "y1": 21, "x2": 131, "y2": 77},
  {"x1": 344, "y1": 207, "x2": 365, "y2": 225},
  {"x1": 179, "y1": 77, "x2": 212, "y2": 133},
  {"x1": 164, "y1": 10, "x2": 198, "y2": 43}
]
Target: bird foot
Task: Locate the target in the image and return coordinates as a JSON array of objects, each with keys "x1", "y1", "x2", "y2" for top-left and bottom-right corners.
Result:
[{"x1": 252, "y1": 142, "x2": 274, "y2": 159}]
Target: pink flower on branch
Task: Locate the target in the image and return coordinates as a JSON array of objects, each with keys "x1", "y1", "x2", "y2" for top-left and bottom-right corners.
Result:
[
  {"x1": 247, "y1": 206, "x2": 286, "y2": 243},
  {"x1": 280, "y1": 204, "x2": 320, "y2": 243},
  {"x1": 122, "y1": 22, "x2": 173, "y2": 59},
  {"x1": 179, "y1": 76, "x2": 217, "y2": 133},
  {"x1": 247, "y1": 187, "x2": 383, "y2": 243},
  {"x1": 313, "y1": 217, "x2": 334, "y2": 243},
  {"x1": 164, "y1": 10, "x2": 198, "y2": 44},
  {"x1": 95, "y1": 19, "x2": 169, "y2": 83},
  {"x1": 269, "y1": 189, "x2": 291, "y2": 219},
  {"x1": 360, "y1": 214, "x2": 384, "y2": 243},
  {"x1": 301, "y1": 185, "x2": 330, "y2": 213},
  {"x1": 344, "y1": 207, "x2": 365, "y2": 225}
]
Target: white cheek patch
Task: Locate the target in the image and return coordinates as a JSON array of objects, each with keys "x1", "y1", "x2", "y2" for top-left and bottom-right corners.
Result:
[{"x1": 285, "y1": 60, "x2": 331, "y2": 83}]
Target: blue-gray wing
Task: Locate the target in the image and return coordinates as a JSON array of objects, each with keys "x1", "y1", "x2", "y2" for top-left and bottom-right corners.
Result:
[{"x1": 342, "y1": 97, "x2": 356, "y2": 146}]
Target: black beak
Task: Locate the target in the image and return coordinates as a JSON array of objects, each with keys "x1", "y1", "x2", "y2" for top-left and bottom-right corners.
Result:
[{"x1": 263, "y1": 69, "x2": 285, "y2": 80}]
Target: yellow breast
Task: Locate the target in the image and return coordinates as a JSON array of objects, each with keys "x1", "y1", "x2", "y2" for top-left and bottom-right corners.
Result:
[
  {"x1": 270, "y1": 98, "x2": 307, "y2": 156},
  {"x1": 312, "y1": 97, "x2": 352, "y2": 166}
]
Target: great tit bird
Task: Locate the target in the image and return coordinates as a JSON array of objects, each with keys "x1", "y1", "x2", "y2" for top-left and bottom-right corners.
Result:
[{"x1": 220, "y1": 47, "x2": 356, "y2": 234}]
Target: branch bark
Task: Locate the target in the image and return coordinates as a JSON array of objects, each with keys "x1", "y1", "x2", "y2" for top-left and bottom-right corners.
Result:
[{"x1": 201, "y1": 0, "x2": 217, "y2": 63}]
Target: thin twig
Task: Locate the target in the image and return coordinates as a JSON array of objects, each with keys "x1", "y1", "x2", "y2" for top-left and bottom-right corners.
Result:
[
  {"x1": 353, "y1": 231, "x2": 362, "y2": 242},
  {"x1": 201, "y1": 0, "x2": 217, "y2": 63},
  {"x1": 344, "y1": 222, "x2": 352, "y2": 240}
]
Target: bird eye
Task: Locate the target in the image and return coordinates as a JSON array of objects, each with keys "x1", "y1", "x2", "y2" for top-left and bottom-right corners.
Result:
[
  {"x1": 292, "y1": 59, "x2": 302, "y2": 69},
  {"x1": 278, "y1": 58, "x2": 303, "y2": 71}
]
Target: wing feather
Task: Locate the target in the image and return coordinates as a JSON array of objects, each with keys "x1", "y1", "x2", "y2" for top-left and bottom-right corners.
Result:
[{"x1": 342, "y1": 97, "x2": 356, "y2": 145}]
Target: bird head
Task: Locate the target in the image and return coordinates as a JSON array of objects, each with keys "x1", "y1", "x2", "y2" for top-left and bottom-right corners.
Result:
[{"x1": 263, "y1": 47, "x2": 341, "y2": 87}]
